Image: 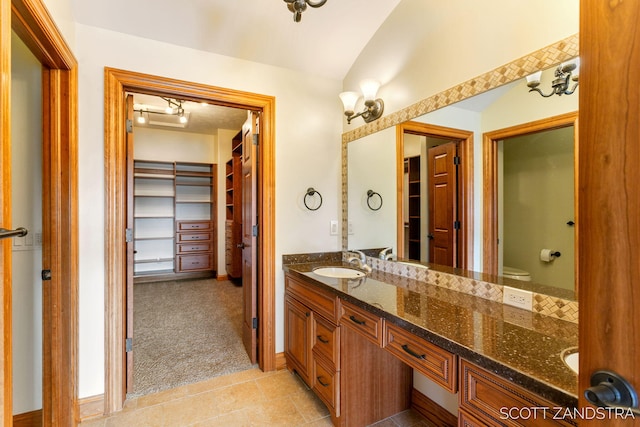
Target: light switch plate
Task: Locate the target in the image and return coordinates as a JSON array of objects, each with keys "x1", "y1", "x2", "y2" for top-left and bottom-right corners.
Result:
[{"x1": 330, "y1": 220, "x2": 338, "y2": 235}]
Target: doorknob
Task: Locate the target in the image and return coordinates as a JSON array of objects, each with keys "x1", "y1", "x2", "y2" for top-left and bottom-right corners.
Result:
[
  {"x1": 0, "y1": 227, "x2": 28, "y2": 240},
  {"x1": 427, "y1": 234, "x2": 434, "y2": 240},
  {"x1": 585, "y1": 370, "x2": 640, "y2": 415},
  {"x1": 237, "y1": 242, "x2": 246, "y2": 249}
]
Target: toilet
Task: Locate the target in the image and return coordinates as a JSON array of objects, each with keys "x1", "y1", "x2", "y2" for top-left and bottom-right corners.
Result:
[{"x1": 502, "y1": 266, "x2": 531, "y2": 281}]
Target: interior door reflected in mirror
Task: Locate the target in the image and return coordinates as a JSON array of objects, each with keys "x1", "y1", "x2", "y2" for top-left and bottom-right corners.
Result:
[
  {"x1": 483, "y1": 113, "x2": 578, "y2": 292},
  {"x1": 399, "y1": 122, "x2": 472, "y2": 268}
]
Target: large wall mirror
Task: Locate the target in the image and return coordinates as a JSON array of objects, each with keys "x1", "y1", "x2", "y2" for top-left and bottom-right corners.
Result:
[{"x1": 343, "y1": 35, "x2": 579, "y2": 300}]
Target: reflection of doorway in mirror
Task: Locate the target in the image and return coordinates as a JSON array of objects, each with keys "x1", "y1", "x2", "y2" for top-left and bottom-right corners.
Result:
[
  {"x1": 499, "y1": 126, "x2": 575, "y2": 290},
  {"x1": 403, "y1": 132, "x2": 461, "y2": 267}
]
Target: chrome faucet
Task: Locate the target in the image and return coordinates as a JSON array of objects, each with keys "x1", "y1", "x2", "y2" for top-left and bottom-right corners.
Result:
[
  {"x1": 379, "y1": 247, "x2": 393, "y2": 260},
  {"x1": 347, "y1": 250, "x2": 372, "y2": 273}
]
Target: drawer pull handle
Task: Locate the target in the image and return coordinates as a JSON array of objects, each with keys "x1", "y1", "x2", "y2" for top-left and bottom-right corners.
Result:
[
  {"x1": 317, "y1": 376, "x2": 330, "y2": 387},
  {"x1": 317, "y1": 335, "x2": 329, "y2": 344},
  {"x1": 349, "y1": 315, "x2": 366, "y2": 325},
  {"x1": 401, "y1": 344, "x2": 426, "y2": 360}
]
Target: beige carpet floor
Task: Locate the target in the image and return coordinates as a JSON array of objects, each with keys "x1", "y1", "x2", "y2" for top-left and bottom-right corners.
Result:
[{"x1": 130, "y1": 279, "x2": 254, "y2": 397}]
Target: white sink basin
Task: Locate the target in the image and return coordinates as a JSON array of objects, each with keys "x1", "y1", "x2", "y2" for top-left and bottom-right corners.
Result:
[
  {"x1": 312, "y1": 267, "x2": 366, "y2": 279},
  {"x1": 562, "y1": 350, "x2": 579, "y2": 374}
]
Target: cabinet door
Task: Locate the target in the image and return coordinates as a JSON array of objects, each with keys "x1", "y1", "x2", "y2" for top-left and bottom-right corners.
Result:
[{"x1": 284, "y1": 296, "x2": 312, "y2": 386}]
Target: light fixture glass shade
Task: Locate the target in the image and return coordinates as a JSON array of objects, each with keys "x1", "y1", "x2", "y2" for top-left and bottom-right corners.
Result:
[
  {"x1": 137, "y1": 112, "x2": 146, "y2": 124},
  {"x1": 339, "y1": 91, "x2": 360, "y2": 114},
  {"x1": 165, "y1": 106, "x2": 174, "y2": 114},
  {"x1": 525, "y1": 71, "x2": 542, "y2": 86},
  {"x1": 570, "y1": 57, "x2": 580, "y2": 80},
  {"x1": 359, "y1": 79, "x2": 381, "y2": 102}
]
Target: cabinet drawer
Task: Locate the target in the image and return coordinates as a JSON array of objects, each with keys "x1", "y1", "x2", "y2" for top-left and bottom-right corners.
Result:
[
  {"x1": 176, "y1": 254, "x2": 213, "y2": 272},
  {"x1": 177, "y1": 220, "x2": 212, "y2": 231},
  {"x1": 177, "y1": 232, "x2": 212, "y2": 242},
  {"x1": 285, "y1": 275, "x2": 339, "y2": 322},
  {"x1": 176, "y1": 242, "x2": 212, "y2": 253},
  {"x1": 340, "y1": 300, "x2": 383, "y2": 346},
  {"x1": 313, "y1": 316, "x2": 339, "y2": 367},
  {"x1": 384, "y1": 322, "x2": 456, "y2": 392},
  {"x1": 313, "y1": 355, "x2": 340, "y2": 416},
  {"x1": 459, "y1": 359, "x2": 576, "y2": 426}
]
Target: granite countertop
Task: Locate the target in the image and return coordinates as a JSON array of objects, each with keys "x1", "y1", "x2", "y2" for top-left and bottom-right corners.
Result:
[{"x1": 283, "y1": 257, "x2": 579, "y2": 408}]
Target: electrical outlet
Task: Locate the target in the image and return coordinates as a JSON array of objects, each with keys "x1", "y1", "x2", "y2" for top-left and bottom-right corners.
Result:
[{"x1": 502, "y1": 286, "x2": 533, "y2": 310}]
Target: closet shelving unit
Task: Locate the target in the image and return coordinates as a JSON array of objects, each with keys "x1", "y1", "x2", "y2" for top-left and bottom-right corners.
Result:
[
  {"x1": 224, "y1": 131, "x2": 243, "y2": 279},
  {"x1": 174, "y1": 162, "x2": 217, "y2": 274},
  {"x1": 406, "y1": 156, "x2": 421, "y2": 260},
  {"x1": 133, "y1": 161, "x2": 176, "y2": 277},
  {"x1": 133, "y1": 160, "x2": 217, "y2": 281}
]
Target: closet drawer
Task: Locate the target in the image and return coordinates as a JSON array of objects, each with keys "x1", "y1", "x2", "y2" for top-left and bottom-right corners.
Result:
[
  {"x1": 177, "y1": 232, "x2": 212, "y2": 242},
  {"x1": 176, "y1": 242, "x2": 212, "y2": 254},
  {"x1": 176, "y1": 254, "x2": 213, "y2": 272},
  {"x1": 383, "y1": 322, "x2": 456, "y2": 392},
  {"x1": 177, "y1": 220, "x2": 212, "y2": 231},
  {"x1": 340, "y1": 300, "x2": 383, "y2": 346}
]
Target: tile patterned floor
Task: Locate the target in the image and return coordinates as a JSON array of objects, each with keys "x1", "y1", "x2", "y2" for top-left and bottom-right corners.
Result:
[{"x1": 79, "y1": 368, "x2": 433, "y2": 427}]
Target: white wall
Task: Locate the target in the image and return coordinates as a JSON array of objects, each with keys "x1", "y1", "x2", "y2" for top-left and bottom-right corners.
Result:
[
  {"x1": 75, "y1": 24, "x2": 343, "y2": 398},
  {"x1": 134, "y1": 127, "x2": 217, "y2": 163},
  {"x1": 42, "y1": 0, "x2": 76, "y2": 50},
  {"x1": 11, "y1": 32, "x2": 43, "y2": 415}
]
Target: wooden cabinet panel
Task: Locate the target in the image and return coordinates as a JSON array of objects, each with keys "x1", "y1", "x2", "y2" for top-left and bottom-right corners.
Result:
[
  {"x1": 284, "y1": 295, "x2": 312, "y2": 385},
  {"x1": 340, "y1": 300, "x2": 383, "y2": 346},
  {"x1": 458, "y1": 408, "x2": 498, "y2": 427},
  {"x1": 313, "y1": 354, "x2": 340, "y2": 416},
  {"x1": 286, "y1": 275, "x2": 339, "y2": 322},
  {"x1": 384, "y1": 322, "x2": 457, "y2": 392},
  {"x1": 313, "y1": 315, "x2": 339, "y2": 367},
  {"x1": 459, "y1": 359, "x2": 575, "y2": 427},
  {"x1": 176, "y1": 254, "x2": 213, "y2": 272}
]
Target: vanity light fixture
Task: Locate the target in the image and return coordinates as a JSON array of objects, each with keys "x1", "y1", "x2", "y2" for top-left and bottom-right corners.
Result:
[
  {"x1": 339, "y1": 79, "x2": 385, "y2": 124},
  {"x1": 526, "y1": 58, "x2": 580, "y2": 97},
  {"x1": 284, "y1": 0, "x2": 327, "y2": 22}
]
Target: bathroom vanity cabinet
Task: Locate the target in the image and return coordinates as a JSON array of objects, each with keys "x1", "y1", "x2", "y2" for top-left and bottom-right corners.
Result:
[
  {"x1": 285, "y1": 274, "x2": 412, "y2": 426},
  {"x1": 283, "y1": 267, "x2": 578, "y2": 427}
]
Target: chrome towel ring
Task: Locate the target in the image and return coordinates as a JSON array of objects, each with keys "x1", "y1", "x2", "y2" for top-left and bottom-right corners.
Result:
[
  {"x1": 366, "y1": 190, "x2": 382, "y2": 211},
  {"x1": 304, "y1": 187, "x2": 323, "y2": 211}
]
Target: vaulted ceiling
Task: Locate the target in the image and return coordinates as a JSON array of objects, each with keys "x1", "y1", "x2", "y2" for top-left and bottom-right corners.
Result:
[{"x1": 72, "y1": 0, "x2": 403, "y2": 81}]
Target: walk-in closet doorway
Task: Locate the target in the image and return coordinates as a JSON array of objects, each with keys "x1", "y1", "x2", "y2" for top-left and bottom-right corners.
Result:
[{"x1": 104, "y1": 68, "x2": 276, "y2": 414}]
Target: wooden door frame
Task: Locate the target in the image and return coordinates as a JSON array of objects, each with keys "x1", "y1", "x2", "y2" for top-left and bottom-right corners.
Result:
[
  {"x1": 104, "y1": 68, "x2": 276, "y2": 414},
  {"x1": 2, "y1": 0, "x2": 78, "y2": 425},
  {"x1": 396, "y1": 121, "x2": 473, "y2": 269},
  {"x1": 482, "y1": 112, "x2": 578, "y2": 287}
]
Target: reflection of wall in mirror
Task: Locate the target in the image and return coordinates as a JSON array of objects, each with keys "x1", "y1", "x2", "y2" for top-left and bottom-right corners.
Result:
[
  {"x1": 500, "y1": 126, "x2": 575, "y2": 291},
  {"x1": 347, "y1": 127, "x2": 396, "y2": 251}
]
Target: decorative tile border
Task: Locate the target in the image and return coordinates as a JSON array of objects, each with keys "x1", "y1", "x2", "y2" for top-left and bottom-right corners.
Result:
[{"x1": 364, "y1": 255, "x2": 578, "y2": 324}]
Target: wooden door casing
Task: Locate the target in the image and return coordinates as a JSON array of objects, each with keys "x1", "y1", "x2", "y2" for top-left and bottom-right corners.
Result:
[
  {"x1": 125, "y1": 94, "x2": 135, "y2": 394},
  {"x1": 242, "y1": 112, "x2": 258, "y2": 364},
  {"x1": 428, "y1": 142, "x2": 458, "y2": 267},
  {"x1": 395, "y1": 121, "x2": 472, "y2": 269}
]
